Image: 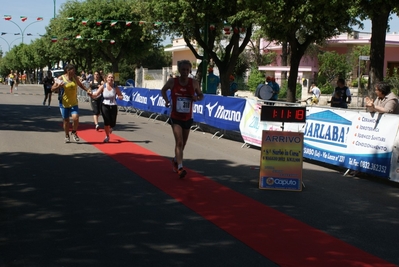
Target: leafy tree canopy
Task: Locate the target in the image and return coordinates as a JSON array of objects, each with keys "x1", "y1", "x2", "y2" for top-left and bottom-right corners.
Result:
[
  {"x1": 318, "y1": 51, "x2": 352, "y2": 84},
  {"x1": 47, "y1": 0, "x2": 157, "y2": 74},
  {"x1": 139, "y1": 0, "x2": 257, "y2": 95},
  {"x1": 257, "y1": 0, "x2": 358, "y2": 102},
  {"x1": 356, "y1": 0, "x2": 397, "y2": 94}
]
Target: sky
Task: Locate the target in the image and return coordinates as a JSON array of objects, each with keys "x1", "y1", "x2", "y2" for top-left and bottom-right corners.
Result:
[
  {"x1": 0, "y1": 0, "x2": 399, "y2": 53},
  {"x1": 0, "y1": 0, "x2": 85, "y2": 52}
]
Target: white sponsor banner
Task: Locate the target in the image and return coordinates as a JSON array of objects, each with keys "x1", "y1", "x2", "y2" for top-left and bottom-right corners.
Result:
[
  {"x1": 240, "y1": 102, "x2": 399, "y2": 181},
  {"x1": 304, "y1": 107, "x2": 399, "y2": 179},
  {"x1": 239, "y1": 99, "x2": 304, "y2": 147}
]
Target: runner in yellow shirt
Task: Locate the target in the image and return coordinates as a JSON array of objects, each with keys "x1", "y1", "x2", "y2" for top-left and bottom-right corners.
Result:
[
  {"x1": 51, "y1": 64, "x2": 92, "y2": 143},
  {"x1": 8, "y1": 71, "x2": 15, "y2": 93}
]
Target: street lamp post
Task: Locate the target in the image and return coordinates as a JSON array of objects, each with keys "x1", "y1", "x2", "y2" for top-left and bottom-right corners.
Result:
[
  {"x1": 10, "y1": 37, "x2": 23, "y2": 47},
  {"x1": 53, "y1": 0, "x2": 56, "y2": 19},
  {"x1": 0, "y1": 37, "x2": 10, "y2": 51},
  {"x1": 4, "y1": 19, "x2": 43, "y2": 44},
  {"x1": 0, "y1": 37, "x2": 26, "y2": 53}
]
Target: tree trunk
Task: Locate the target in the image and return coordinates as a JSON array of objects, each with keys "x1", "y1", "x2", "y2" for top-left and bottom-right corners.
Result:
[
  {"x1": 287, "y1": 40, "x2": 306, "y2": 103},
  {"x1": 111, "y1": 60, "x2": 119, "y2": 84},
  {"x1": 287, "y1": 56, "x2": 300, "y2": 103},
  {"x1": 220, "y1": 71, "x2": 231, "y2": 96},
  {"x1": 281, "y1": 41, "x2": 288, "y2": 80},
  {"x1": 86, "y1": 53, "x2": 93, "y2": 72},
  {"x1": 368, "y1": 10, "x2": 390, "y2": 96},
  {"x1": 216, "y1": 59, "x2": 239, "y2": 96},
  {"x1": 195, "y1": 61, "x2": 203, "y2": 90}
]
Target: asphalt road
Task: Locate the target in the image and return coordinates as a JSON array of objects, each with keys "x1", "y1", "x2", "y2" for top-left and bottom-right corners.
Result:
[{"x1": 1, "y1": 84, "x2": 399, "y2": 267}]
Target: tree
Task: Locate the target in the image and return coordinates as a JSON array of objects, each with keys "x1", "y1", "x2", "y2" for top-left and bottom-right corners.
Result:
[
  {"x1": 1, "y1": 46, "x2": 20, "y2": 72},
  {"x1": 356, "y1": 0, "x2": 397, "y2": 96},
  {"x1": 247, "y1": 67, "x2": 266, "y2": 92},
  {"x1": 257, "y1": 0, "x2": 358, "y2": 102},
  {"x1": 30, "y1": 38, "x2": 53, "y2": 70},
  {"x1": 318, "y1": 51, "x2": 352, "y2": 84},
  {"x1": 140, "y1": 0, "x2": 256, "y2": 95},
  {"x1": 47, "y1": 0, "x2": 156, "y2": 77},
  {"x1": 349, "y1": 45, "x2": 371, "y2": 84},
  {"x1": 137, "y1": 44, "x2": 172, "y2": 69}
]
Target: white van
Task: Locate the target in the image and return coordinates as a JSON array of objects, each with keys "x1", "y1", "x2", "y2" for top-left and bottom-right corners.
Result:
[{"x1": 51, "y1": 69, "x2": 64, "y2": 78}]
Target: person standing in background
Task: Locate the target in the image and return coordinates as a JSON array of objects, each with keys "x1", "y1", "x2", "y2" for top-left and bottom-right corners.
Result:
[
  {"x1": 30, "y1": 72, "x2": 34, "y2": 84},
  {"x1": 14, "y1": 72, "x2": 19, "y2": 91},
  {"x1": 22, "y1": 72, "x2": 27, "y2": 84},
  {"x1": 333, "y1": 78, "x2": 351, "y2": 108},
  {"x1": 86, "y1": 70, "x2": 94, "y2": 83},
  {"x1": 270, "y1": 77, "x2": 280, "y2": 101},
  {"x1": 89, "y1": 71, "x2": 104, "y2": 131},
  {"x1": 330, "y1": 90, "x2": 346, "y2": 108},
  {"x1": 8, "y1": 70, "x2": 14, "y2": 93},
  {"x1": 42, "y1": 71, "x2": 54, "y2": 108},
  {"x1": 99, "y1": 70, "x2": 105, "y2": 82},
  {"x1": 206, "y1": 68, "x2": 220, "y2": 94},
  {"x1": 80, "y1": 70, "x2": 86, "y2": 82},
  {"x1": 38, "y1": 70, "x2": 43, "y2": 85},
  {"x1": 229, "y1": 75, "x2": 238, "y2": 96}
]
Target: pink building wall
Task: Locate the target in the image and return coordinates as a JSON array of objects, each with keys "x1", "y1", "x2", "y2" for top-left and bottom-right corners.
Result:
[{"x1": 260, "y1": 33, "x2": 399, "y2": 80}]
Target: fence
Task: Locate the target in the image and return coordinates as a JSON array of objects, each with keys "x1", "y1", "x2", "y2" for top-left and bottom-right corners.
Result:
[
  {"x1": 77, "y1": 82, "x2": 90, "y2": 102},
  {"x1": 112, "y1": 86, "x2": 399, "y2": 182},
  {"x1": 135, "y1": 67, "x2": 172, "y2": 89}
]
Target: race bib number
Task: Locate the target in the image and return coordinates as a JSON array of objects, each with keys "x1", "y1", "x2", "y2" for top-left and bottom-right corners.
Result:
[{"x1": 176, "y1": 97, "x2": 191, "y2": 113}]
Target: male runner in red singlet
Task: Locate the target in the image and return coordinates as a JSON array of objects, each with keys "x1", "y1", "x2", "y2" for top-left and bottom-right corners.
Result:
[{"x1": 161, "y1": 60, "x2": 204, "y2": 178}]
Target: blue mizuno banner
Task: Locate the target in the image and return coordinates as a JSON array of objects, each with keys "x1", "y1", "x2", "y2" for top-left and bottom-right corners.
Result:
[
  {"x1": 117, "y1": 88, "x2": 245, "y2": 131},
  {"x1": 117, "y1": 87, "x2": 170, "y2": 115},
  {"x1": 201, "y1": 95, "x2": 246, "y2": 131},
  {"x1": 147, "y1": 89, "x2": 170, "y2": 116}
]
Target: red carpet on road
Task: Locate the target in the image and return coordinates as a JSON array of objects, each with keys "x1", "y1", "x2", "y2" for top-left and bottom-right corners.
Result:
[{"x1": 78, "y1": 126, "x2": 396, "y2": 267}]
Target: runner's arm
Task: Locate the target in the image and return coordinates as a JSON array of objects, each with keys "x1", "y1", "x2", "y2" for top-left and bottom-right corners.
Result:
[
  {"x1": 115, "y1": 86, "x2": 123, "y2": 100},
  {"x1": 91, "y1": 84, "x2": 104, "y2": 98},
  {"x1": 161, "y1": 78, "x2": 174, "y2": 107},
  {"x1": 193, "y1": 79, "x2": 203, "y2": 101},
  {"x1": 75, "y1": 76, "x2": 91, "y2": 94},
  {"x1": 51, "y1": 77, "x2": 64, "y2": 92}
]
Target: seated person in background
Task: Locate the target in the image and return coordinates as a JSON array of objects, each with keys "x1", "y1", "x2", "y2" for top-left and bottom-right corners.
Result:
[
  {"x1": 330, "y1": 90, "x2": 345, "y2": 108},
  {"x1": 365, "y1": 81, "x2": 399, "y2": 114},
  {"x1": 309, "y1": 83, "x2": 321, "y2": 104}
]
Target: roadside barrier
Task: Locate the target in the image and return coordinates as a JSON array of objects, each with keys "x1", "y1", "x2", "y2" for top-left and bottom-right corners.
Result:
[
  {"x1": 77, "y1": 82, "x2": 90, "y2": 102},
  {"x1": 115, "y1": 87, "x2": 399, "y2": 183}
]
